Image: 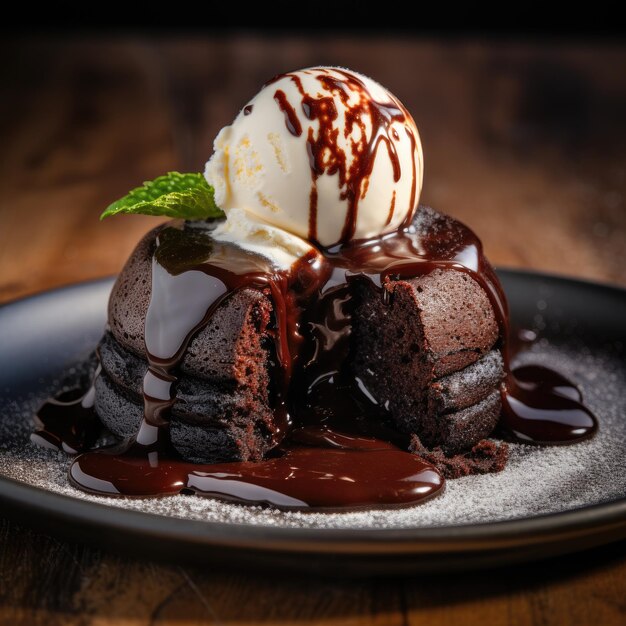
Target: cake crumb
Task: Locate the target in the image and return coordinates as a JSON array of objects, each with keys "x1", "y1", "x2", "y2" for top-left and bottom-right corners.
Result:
[{"x1": 409, "y1": 435, "x2": 508, "y2": 478}]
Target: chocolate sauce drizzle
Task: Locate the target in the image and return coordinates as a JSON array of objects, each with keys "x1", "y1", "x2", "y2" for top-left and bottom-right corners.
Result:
[
  {"x1": 274, "y1": 90, "x2": 302, "y2": 137},
  {"x1": 269, "y1": 68, "x2": 419, "y2": 245}
]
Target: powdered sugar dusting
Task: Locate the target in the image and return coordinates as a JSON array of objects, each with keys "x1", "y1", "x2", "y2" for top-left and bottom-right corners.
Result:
[{"x1": 1, "y1": 340, "x2": 624, "y2": 529}]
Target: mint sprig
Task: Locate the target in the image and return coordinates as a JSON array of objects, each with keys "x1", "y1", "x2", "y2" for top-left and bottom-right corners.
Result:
[{"x1": 100, "y1": 172, "x2": 224, "y2": 221}]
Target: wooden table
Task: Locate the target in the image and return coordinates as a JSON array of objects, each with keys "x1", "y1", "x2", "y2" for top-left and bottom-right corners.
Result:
[{"x1": 1, "y1": 36, "x2": 625, "y2": 625}]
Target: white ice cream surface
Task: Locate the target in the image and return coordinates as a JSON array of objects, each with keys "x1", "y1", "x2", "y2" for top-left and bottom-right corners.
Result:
[
  {"x1": 211, "y1": 208, "x2": 316, "y2": 269},
  {"x1": 205, "y1": 67, "x2": 423, "y2": 247}
]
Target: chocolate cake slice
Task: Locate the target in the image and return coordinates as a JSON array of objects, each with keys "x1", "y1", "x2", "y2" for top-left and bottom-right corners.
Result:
[{"x1": 351, "y1": 267, "x2": 502, "y2": 454}]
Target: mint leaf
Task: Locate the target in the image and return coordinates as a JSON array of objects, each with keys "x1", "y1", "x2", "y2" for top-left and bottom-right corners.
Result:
[{"x1": 100, "y1": 172, "x2": 224, "y2": 221}]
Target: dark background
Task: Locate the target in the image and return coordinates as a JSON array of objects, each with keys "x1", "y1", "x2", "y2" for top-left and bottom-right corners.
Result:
[{"x1": 3, "y1": 4, "x2": 626, "y2": 37}]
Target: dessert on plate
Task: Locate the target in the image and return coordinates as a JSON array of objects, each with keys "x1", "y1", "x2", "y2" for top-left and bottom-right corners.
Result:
[{"x1": 33, "y1": 67, "x2": 598, "y2": 509}]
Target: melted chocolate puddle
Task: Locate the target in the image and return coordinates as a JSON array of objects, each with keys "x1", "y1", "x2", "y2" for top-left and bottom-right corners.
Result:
[
  {"x1": 32, "y1": 375, "x2": 100, "y2": 455},
  {"x1": 501, "y1": 365, "x2": 597, "y2": 444},
  {"x1": 70, "y1": 439, "x2": 441, "y2": 509}
]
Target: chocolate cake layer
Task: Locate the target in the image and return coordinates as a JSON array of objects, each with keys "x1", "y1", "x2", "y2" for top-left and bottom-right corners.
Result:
[
  {"x1": 97, "y1": 332, "x2": 272, "y2": 427},
  {"x1": 95, "y1": 372, "x2": 273, "y2": 463},
  {"x1": 95, "y1": 360, "x2": 501, "y2": 461},
  {"x1": 108, "y1": 227, "x2": 274, "y2": 386},
  {"x1": 425, "y1": 390, "x2": 502, "y2": 454},
  {"x1": 100, "y1": 332, "x2": 502, "y2": 431},
  {"x1": 396, "y1": 268, "x2": 499, "y2": 377},
  {"x1": 429, "y1": 350, "x2": 504, "y2": 415},
  {"x1": 352, "y1": 267, "x2": 500, "y2": 453}
]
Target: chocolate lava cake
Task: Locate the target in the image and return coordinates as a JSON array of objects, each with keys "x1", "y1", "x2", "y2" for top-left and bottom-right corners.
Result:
[
  {"x1": 32, "y1": 66, "x2": 600, "y2": 508},
  {"x1": 96, "y1": 206, "x2": 505, "y2": 465}
]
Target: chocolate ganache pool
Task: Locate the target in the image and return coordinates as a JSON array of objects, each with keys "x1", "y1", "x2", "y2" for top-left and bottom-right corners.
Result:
[{"x1": 32, "y1": 67, "x2": 597, "y2": 510}]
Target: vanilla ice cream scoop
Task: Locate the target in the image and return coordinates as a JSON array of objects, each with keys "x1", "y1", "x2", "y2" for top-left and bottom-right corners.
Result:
[{"x1": 205, "y1": 67, "x2": 423, "y2": 248}]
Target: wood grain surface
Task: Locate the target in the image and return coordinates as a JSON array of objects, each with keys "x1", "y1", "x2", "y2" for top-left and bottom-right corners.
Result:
[{"x1": 0, "y1": 36, "x2": 625, "y2": 625}]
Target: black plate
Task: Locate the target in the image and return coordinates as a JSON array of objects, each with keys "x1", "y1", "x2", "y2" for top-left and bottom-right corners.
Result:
[{"x1": 1, "y1": 270, "x2": 625, "y2": 576}]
